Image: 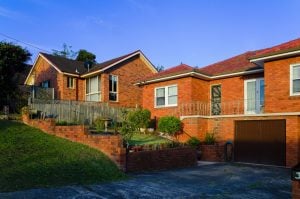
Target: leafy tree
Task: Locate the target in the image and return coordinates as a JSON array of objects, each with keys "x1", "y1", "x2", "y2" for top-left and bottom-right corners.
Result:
[
  {"x1": 76, "y1": 49, "x2": 96, "y2": 63},
  {"x1": 155, "y1": 65, "x2": 164, "y2": 72},
  {"x1": 52, "y1": 43, "x2": 77, "y2": 59},
  {"x1": 0, "y1": 41, "x2": 31, "y2": 111}
]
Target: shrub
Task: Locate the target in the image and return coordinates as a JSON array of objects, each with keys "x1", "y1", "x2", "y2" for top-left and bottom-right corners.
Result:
[
  {"x1": 93, "y1": 117, "x2": 106, "y2": 132},
  {"x1": 158, "y1": 116, "x2": 181, "y2": 135},
  {"x1": 186, "y1": 137, "x2": 201, "y2": 148},
  {"x1": 204, "y1": 132, "x2": 216, "y2": 145},
  {"x1": 56, "y1": 121, "x2": 78, "y2": 126},
  {"x1": 127, "y1": 108, "x2": 151, "y2": 129}
]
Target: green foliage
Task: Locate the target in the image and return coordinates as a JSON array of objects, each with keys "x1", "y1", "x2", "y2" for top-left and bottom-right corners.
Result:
[
  {"x1": 204, "y1": 132, "x2": 216, "y2": 145},
  {"x1": 55, "y1": 121, "x2": 79, "y2": 126},
  {"x1": 0, "y1": 41, "x2": 31, "y2": 109},
  {"x1": 52, "y1": 43, "x2": 77, "y2": 59},
  {"x1": 128, "y1": 133, "x2": 171, "y2": 146},
  {"x1": 76, "y1": 49, "x2": 96, "y2": 63},
  {"x1": 93, "y1": 117, "x2": 107, "y2": 132},
  {"x1": 0, "y1": 120, "x2": 126, "y2": 192},
  {"x1": 127, "y1": 108, "x2": 151, "y2": 129},
  {"x1": 158, "y1": 116, "x2": 181, "y2": 135},
  {"x1": 186, "y1": 137, "x2": 201, "y2": 147},
  {"x1": 154, "y1": 65, "x2": 164, "y2": 72}
]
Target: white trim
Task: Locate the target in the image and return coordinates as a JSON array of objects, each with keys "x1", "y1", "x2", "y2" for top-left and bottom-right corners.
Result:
[
  {"x1": 154, "y1": 84, "x2": 178, "y2": 108},
  {"x1": 63, "y1": 72, "x2": 80, "y2": 77},
  {"x1": 180, "y1": 112, "x2": 300, "y2": 120},
  {"x1": 85, "y1": 75, "x2": 101, "y2": 102},
  {"x1": 290, "y1": 63, "x2": 300, "y2": 96},
  {"x1": 24, "y1": 53, "x2": 63, "y2": 85},
  {"x1": 136, "y1": 69, "x2": 264, "y2": 85},
  {"x1": 250, "y1": 50, "x2": 300, "y2": 63},
  {"x1": 244, "y1": 78, "x2": 264, "y2": 114},
  {"x1": 81, "y1": 51, "x2": 157, "y2": 78},
  {"x1": 109, "y1": 74, "x2": 118, "y2": 102}
]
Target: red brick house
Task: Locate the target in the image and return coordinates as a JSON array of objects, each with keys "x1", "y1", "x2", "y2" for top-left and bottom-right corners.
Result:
[
  {"x1": 137, "y1": 38, "x2": 300, "y2": 168},
  {"x1": 25, "y1": 50, "x2": 157, "y2": 107}
]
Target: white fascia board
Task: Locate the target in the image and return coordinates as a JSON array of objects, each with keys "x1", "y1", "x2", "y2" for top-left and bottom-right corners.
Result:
[
  {"x1": 81, "y1": 51, "x2": 146, "y2": 78},
  {"x1": 250, "y1": 50, "x2": 300, "y2": 63},
  {"x1": 136, "y1": 69, "x2": 264, "y2": 85}
]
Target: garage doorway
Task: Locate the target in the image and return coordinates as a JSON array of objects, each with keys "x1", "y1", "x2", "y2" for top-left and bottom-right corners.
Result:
[{"x1": 234, "y1": 120, "x2": 286, "y2": 166}]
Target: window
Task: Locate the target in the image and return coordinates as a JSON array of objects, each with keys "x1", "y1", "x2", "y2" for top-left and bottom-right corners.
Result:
[
  {"x1": 109, "y1": 75, "x2": 118, "y2": 101},
  {"x1": 290, "y1": 64, "x2": 300, "y2": 96},
  {"x1": 211, "y1": 85, "x2": 221, "y2": 115},
  {"x1": 67, "y1": 77, "x2": 74, "y2": 88},
  {"x1": 244, "y1": 78, "x2": 264, "y2": 114},
  {"x1": 155, "y1": 85, "x2": 178, "y2": 107},
  {"x1": 40, "y1": 80, "x2": 50, "y2": 88},
  {"x1": 86, "y1": 76, "x2": 100, "y2": 102}
]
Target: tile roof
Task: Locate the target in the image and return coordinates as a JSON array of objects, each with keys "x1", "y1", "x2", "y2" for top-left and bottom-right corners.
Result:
[
  {"x1": 141, "y1": 64, "x2": 194, "y2": 81},
  {"x1": 82, "y1": 50, "x2": 140, "y2": 75},
  {"x1": 40, "y1": 53, "x2": 87, "y2": 74},
  {"x1": 40, "y1": 50, "x2": 142, "y2": 75},
  {"x1": 251, "y1": 38, "x2": 300, "y2": 59},
  {"x1": 197, "y1": 51, "x2": 262, "y2": 76}
]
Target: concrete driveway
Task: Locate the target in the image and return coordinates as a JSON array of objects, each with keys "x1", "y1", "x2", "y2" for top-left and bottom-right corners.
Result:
[{"x1": 0, "y1": 162, "x2": 291, "y2": 199}]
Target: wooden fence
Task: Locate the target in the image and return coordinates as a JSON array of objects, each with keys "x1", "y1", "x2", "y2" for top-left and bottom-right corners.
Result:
[{"x1": 29, "y1": 98, "x2": 128, "y2": 124}]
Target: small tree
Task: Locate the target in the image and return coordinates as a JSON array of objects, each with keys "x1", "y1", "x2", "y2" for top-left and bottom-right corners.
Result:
[
  {"x1": 52, "y1": 43, "x2": 77, "y2": 59},
  {"x1": 76, "y1": 49, "x2": 96, "y2": 63},
  {"x1": 158, "y1": 116, "x2": 181, "y2": 135}
]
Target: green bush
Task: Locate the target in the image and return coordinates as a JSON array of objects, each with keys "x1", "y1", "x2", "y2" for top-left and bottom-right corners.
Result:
[
  {"x1": 93, "y1": 117, "x2": 106, "y2": 132},
  {"x1": 56, "y1": 121, "x2": 78, "y2": 126},
  {"x1": 204, "y1": 132, "x2": 216, "y2": 145},
  {"x1": 127, "y1": 108, "x2": 151, "y2": 129},
  {"x1": 186, "y1": 137, "x2": 201, "y2": 147},
  {"x1": 158, "y1": 116, "x2": 181, "y2": 135}
]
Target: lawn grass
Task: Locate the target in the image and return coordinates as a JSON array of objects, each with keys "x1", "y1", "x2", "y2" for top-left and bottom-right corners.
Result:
[
  {"x1": 128, "y1": 133, "x2": 171, "y2": 146},
  {"x1": 0, "y1": 120, "x2": 126, "y2": 192}
]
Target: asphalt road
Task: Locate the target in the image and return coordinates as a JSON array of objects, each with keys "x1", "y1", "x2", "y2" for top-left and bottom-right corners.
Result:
[{"x1": 0, "y1": 162, "x2": 291, "y2": 199}]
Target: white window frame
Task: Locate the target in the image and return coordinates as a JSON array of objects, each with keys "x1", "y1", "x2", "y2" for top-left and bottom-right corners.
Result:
[
  {"x1": 154, "y1": 84, "x2": 178, "y2": 108},
  {"x1": 290, "y1": 63, "x2": 300, "y2": 96},
  {"x1": 85, "y1": 76, "x2": 101, "y2": 102},
  {"x1": 109, "y1": 75, "x2": 118, "y2": 102},
  {"x1": 244, "y1": 78, "x2": 264, "y2": 114},
  {"x1": 67, "y1": 77, "x2": 74, "y2": 89}
]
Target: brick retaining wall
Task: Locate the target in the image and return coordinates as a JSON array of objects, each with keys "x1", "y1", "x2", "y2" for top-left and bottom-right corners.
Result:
[
  {"x1": 22, "y1": 115, "x2": 126, "y2": 170},
  {"x1": 126, "y1": 147, "x2": 197, "y2": 172}
]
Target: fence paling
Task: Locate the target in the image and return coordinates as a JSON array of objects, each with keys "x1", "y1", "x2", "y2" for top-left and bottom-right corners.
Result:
[{"x1": 29, "y1": 98, "x2": 125, "y2": 124}]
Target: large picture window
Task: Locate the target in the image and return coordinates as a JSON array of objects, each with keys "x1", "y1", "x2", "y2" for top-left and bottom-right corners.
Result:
[
  {"x1": 155, "y1": 85, "x2": 177, "y2": 107},
  {"x1": 290, "y1": 64, "x2": 300, "y2": 96},
  {"x1": 86, "y1": 76, "x2": 100, "y2": 102},
  {"x1": 109, "y1": 75, "x2": 118, "y2": 101}
]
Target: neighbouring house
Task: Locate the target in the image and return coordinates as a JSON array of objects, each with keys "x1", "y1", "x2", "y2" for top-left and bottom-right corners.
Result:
[
  {"x1": 24, "y1": 50, "x2": 157, "y2": 107},
  {"x1": 137, "y1": 38, "x2": 300, "y2": 168}
]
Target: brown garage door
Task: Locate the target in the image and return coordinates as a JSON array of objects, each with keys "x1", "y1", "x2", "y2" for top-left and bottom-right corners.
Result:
[{"x1": 234, "y1": 120, "x2": 286, "y2": 166}]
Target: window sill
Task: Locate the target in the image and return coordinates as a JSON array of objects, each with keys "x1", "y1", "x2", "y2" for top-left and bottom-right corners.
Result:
[{"x1": 154, "y1": 105, "x2": 177, "y2": 109}]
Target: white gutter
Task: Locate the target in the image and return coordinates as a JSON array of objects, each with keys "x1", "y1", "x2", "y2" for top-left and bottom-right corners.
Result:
[
  {"x1": 81, "y1": 51, "x2": 157, "y2": 78},
  {"x1": 136, "y1": 69, "x2": 264, "y2": 85},
  {"x1": 250, "y1": 50, "x2": 300, "y2": 62}
]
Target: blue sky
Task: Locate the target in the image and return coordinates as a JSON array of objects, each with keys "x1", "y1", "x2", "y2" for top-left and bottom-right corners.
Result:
[{"x1": 1, "y1": 0, "x2": 300, "y2": 68}]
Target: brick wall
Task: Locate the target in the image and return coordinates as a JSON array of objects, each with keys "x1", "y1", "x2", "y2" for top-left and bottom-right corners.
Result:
[
  {"x1": 293, "y1": 181, "x2": 300, "y2": 199},
  {"x1": 22, "y1": 115, "x2": 126, "y2": 170},
  {"x1": 182, "y1": 115, "x2": 299, "y2": 167},
  {"x1": 264, "y1": 56, "x2": 300, "y2": 113},
  {"x1": 126, "y1": 147, "x2": 197, "y2": 172},
  {"x1": 100, "y1": 55, "x2": 155, "y2": 108}
]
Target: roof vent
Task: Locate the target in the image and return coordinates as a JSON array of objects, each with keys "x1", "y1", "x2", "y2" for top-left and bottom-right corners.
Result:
[{"x1": 84, "y1": 61, "x2": 94, "y2": 71}]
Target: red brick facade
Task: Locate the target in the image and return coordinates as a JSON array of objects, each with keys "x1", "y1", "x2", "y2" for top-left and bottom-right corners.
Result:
[
  {"x1": 264, "y1": 56, "x2": 300, "y2": 113},
  {"x1": 30, "y1": 54, "x2": 155, "y2": 107}
]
